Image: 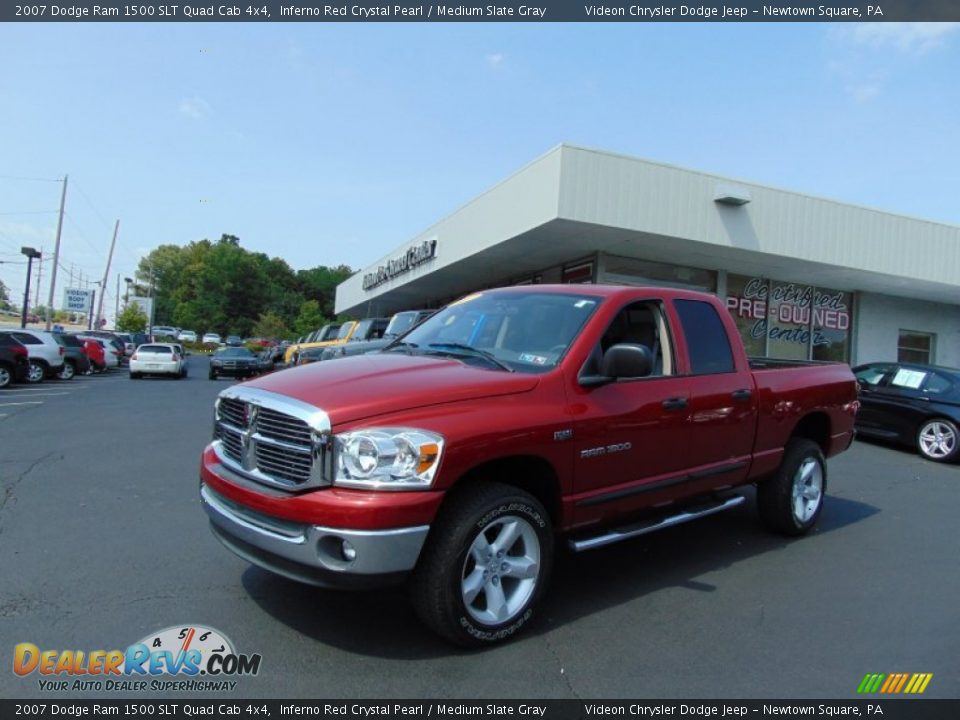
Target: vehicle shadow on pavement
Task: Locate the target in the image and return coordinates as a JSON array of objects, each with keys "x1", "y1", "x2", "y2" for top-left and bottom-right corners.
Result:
[{"x1": 241, "y1": 491, "x2": 878, "y2": 658}]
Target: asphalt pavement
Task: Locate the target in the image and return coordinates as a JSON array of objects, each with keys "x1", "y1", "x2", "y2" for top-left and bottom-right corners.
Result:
[{"x1": 1, "y1": 356, "x2": 958, "y2": 700}]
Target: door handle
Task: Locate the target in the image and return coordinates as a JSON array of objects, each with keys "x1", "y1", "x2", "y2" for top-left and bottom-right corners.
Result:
[
  {"x1": 662, "y1": 397, "x2": 688, "y2": 411},
  {"x1": 731, "y1": 389, "x2": 753, "y2": 401}
]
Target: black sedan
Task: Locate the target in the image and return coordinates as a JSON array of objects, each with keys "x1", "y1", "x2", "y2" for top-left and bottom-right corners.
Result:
[
  {"x1": 209, "y1": 347, "x2": 260, "y2": 380},
  {"x1": 853, "y1": 362, "x2": 960, "y2": 463}
]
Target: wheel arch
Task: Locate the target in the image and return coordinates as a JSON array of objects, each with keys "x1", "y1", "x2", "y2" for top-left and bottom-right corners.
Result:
[
  {"x1": 789, "y1": 411, "x2": 831, "y2": 455},
  {"x1": 450, "y1": 455, "x2": 563, "y2": 529}
]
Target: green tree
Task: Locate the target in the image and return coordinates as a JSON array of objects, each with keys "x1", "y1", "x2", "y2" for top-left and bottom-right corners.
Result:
[
  {"x1": 252, "y1": 312, "x2": 291, "y2": 340},
  {"x1": 293, "y1": 300, "x2": 325, "y2": 336},
  {"x1": 117, "y1": 302, "x2": 148, "y2": 332},
  {"x1": 0, "y1": 279, "x2": 11, "y2": 310}
]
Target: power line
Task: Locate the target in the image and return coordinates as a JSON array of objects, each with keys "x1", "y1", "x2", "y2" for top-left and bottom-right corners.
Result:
[
  {"x1": 72, "y1": 180, "x2": 114, "y2": 231},
  {"x1": 0, "y1": 175, "x2": 63, "y2": 183},
  {"x1": 0, "y1": 210, "x2": 58, "y2": 216}
]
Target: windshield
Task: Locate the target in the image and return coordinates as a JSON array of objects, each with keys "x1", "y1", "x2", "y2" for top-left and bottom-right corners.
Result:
[
  {"x1": 396, "y1": 290, "x2": 601, "y2": 373},
  {"x1": 385, "y1": 311, "x2": 423, "y2": 337},
  {"x1": 215, "y1": 348, "x2": 255, "y2": 358}
]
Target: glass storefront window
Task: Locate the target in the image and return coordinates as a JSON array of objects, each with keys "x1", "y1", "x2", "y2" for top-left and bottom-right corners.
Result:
[
  {"x1": 811, "y1": 287, "x2": 852, "y2": 361},
  {"x1": 724, "y1": 274, "x2": 767, "y2": 357},
  {"x1": 725, "y1": 274, "x2": 852, "y2": 362},
  {"x1": 600, "y1": 255, "x2": 717, "y2": 292}
]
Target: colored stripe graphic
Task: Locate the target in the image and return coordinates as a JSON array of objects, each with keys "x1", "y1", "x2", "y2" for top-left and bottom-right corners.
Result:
[
  {"x1": 857, "y1": 674, "x2": 884, "y2": 694},
  {"x1": 858, "y1": 673, "x2": 932, "y2": 694}
]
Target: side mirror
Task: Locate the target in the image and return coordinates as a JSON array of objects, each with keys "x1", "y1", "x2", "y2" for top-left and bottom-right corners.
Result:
[
  {"x1": 580, "y1": 343, "x2": 653, "y2": 387},
  {"x1": 601, "y1": 343, "x2": 653, "y2": 379}
]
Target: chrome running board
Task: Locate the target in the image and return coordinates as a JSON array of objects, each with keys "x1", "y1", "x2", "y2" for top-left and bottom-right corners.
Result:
[{"x1": 569, "y1": 495, "x2": 746, "y2": 552}]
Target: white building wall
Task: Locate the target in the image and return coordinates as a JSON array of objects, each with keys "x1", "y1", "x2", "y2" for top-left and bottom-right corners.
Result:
[
  {"x1": 855, "y1": 293, "x2": 960, "y2": 367},
  {"x1": 558, "y1": 145, "x2": 960, "y2": 289}
]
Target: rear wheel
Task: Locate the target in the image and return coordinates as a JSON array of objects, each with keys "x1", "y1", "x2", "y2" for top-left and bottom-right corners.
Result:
[
  {"x1": 0, "y1": 364, "x2": 12, "y2": 388},
  {"x1": 26, "y1": 360, "x2": 45, "y2": 384},
  {"x1": 917, "y1": 419, "x2": 959, "y2": 463},
  {"x1": 56, "y1": 360, "x2": 76, "y2": 381},
  {"x1": 757, "y1": 438, "x2": 826, "y2": 536},
  {"x1": 130, "y1": 372, "x2": 141, "y2": 380},
  {"x1": 410, "y1": 481, "x2": 553, "y2": 647}
]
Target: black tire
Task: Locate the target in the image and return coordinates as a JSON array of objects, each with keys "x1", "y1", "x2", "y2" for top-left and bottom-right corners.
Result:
[
  {"x1": 56, "y1": 360, "x2": 76, "y2": 381},
  {"x1": 26, "y1": 360, "x2": 46, "y2": 384},
  {"x1": 757, "y1": 438, "x2": 826, "y2": 536},
  {"x1": 208, "y1": 370, "x2": 217, "y2": 380},
  {"x1": 916, "y1": 418, "x2": 960, "y2": 463},
  {"x1": 410, "y1": 481, "x2": 553, "y2": 647},
  {"x1": 130, "y1": 372, "x2": 141, "y2": 380},
  {"x1": 0, "y1": 363, "x2": 12, "y2": 389}
]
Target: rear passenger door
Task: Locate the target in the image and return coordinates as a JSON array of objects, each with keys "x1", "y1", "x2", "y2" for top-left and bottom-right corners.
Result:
[{"x1": 669, "y1": 298, "x2": 757, "y2": 484}]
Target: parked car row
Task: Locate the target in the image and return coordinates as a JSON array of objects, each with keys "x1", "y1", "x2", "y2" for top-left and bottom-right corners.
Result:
[
  {"x1": 286, "y1": 310, "x2": 433, "y2": 367},
  {"x1": 0, "y1": 327, "x2": 130, "y2": 386}
]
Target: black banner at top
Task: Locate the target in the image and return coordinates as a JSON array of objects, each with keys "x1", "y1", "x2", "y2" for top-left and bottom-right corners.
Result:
[{"x1": 2, "y1": 0, "x2": 959, "y2": 22}]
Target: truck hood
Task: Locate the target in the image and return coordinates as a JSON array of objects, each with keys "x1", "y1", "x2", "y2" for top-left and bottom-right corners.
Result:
[{"x1": 245, "y1": 353, "x2": 540, "y2": 426}]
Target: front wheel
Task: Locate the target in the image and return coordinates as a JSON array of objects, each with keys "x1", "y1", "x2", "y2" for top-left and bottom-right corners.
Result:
[
  {"x1": 208, "y1": 370, "x2": 217, "y2": 380},
  {"x1": 917, "y1": 419, "x2": 959, "y2": 463},
  {"x1": 410, "y1": 481, "x2": 553, "y2": 647},
  {"x1": 757, "y1": 438, "x2": 826, "y2": 536},
  {"x1": 26, "y1": 360, "x2": 45, "y2": 384}
]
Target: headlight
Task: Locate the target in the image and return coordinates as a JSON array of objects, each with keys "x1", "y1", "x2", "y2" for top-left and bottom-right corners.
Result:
[{"x1": 335, "y1": 428, "x2": 443, "y2": 490}]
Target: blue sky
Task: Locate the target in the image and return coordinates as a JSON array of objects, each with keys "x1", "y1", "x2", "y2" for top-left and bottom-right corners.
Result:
[{"x1": 1, "y1": 22, "x2": 958, "y2": 317}]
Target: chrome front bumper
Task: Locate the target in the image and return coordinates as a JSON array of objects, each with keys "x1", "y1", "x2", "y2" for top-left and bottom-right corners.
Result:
[{"x1": 200, "y1": 483, "x2": 430, "y2": 589}]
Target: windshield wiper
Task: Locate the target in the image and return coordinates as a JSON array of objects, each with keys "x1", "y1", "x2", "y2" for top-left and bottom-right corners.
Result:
[
  {"x1": 384, "y1": 341, "x2": 419, "y2": 355},
  {"x1": 426, "y1": 343, "x2": 514, "y2": 372}
]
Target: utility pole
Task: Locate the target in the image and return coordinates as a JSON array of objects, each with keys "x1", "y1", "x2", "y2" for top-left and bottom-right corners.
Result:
[
  {"x1": 95, "y1": 220, "x2": 119, "y2": 331},
  {"x1": 33, "y1": 247, "x2": 43, "y2": 310},
  {"x1": 114, "y1": 273, "x2": 121, "y2": 328},
  {"x1": 45, "y1": 174, "x2": 68, "y2": 331}
]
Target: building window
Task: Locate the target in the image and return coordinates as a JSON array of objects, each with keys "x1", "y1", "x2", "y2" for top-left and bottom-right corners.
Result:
[
  {"x1": 562, "y1": 261, "x2": 594, "y2": 284},
  {"x1": 599, "y1": 255, "x2": 716, "y2": 292},
  {"x1": 898, "y1": 331, "x2": 935, "y2": 364},
  {"x1": 724, "y1": 274, "x2": 852, "y2": 362}
]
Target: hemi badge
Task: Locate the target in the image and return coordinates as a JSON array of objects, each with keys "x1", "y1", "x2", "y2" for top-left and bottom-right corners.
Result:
[{"x1": 554, "y1": 429, "x2": 573, "y2": 442}]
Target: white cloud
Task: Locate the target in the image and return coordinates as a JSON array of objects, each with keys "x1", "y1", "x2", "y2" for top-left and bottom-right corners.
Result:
[
  {"x1": 486, "y1": 53, "x2": 505, "y2": 68},
  {"x1": 841, "y1": 22, "x2": 960, "y2": 54},
  {"x1": 179, "y1": 96, "x2": 212, "y2": 119}
]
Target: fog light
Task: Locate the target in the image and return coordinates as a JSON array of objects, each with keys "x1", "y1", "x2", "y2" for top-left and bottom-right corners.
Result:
[{"x1": 341, "y1": 540, "x2": 357, "y2": 562}]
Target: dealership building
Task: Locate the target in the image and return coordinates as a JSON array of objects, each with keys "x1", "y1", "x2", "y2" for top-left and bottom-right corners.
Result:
[{"x1": 335, "y1": 144, "x2": 960, "y2": 367}]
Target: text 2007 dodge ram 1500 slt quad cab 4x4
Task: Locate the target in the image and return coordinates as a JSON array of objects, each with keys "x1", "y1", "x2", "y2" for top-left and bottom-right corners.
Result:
[{"x1": 200, "y1": 285, "x2": 858, "y2": 646}]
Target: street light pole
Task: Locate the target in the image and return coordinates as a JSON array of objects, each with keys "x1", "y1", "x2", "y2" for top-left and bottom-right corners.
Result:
[{"x1": 20, "y1": 247, "x2": 42, "y2": 329}]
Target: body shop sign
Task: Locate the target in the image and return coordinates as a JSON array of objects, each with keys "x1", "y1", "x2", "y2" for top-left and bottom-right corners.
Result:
[
  {"x1": 363, "y1": 238, "x2": 438, "y2": 291},
  {"x1": 726, "y1": 277, "x2": 850, "y2": 346}
]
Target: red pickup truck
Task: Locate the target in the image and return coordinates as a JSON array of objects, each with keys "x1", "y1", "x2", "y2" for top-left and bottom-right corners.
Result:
[{"x1": 200, "y1": 285, "x2": 858, "y2": 646}]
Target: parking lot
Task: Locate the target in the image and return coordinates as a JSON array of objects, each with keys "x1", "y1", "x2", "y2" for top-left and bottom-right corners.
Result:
[{"x1": 1, "y1": 355, "x2": 958, "y2": 700}]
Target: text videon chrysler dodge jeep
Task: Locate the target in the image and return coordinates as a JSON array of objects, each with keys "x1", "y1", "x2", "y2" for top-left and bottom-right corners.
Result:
[{"x1": 199, "y1": 285, "x2": 858, "y2": 646}]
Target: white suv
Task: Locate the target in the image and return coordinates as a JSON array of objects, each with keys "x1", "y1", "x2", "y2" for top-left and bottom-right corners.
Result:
[{"x1": 1, "y1": 329, "x2": 66, "y2": 383}]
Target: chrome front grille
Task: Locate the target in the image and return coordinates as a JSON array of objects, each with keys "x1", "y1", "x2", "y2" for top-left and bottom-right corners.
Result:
[
  {"x1": 213, "y1": 387, "x2": 332, "y2": 491},
  {"x1": 218, "y1": 425, "x2": 243, "y2": 463},
  {"x1": 256, "y1": 408, "x2": 312, "y2": 447},
  {"x1": 218, "y1": 397, "x2": 247, "y2": 429}
]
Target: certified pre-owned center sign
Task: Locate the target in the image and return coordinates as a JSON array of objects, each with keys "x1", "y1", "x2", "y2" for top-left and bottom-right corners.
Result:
[{"x1": 363, "y1": 238, "x2": 438, "y2": 291}]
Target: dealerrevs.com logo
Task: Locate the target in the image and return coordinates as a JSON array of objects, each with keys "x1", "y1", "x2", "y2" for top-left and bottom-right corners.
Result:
[{"x1": 13, "y1": 625, "x2": 262, "y2": 693}]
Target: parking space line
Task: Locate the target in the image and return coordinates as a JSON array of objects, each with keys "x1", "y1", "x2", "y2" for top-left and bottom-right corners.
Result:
[
  {"x1": 0, "y1": 401, "x2": 43, "y2": 406},
  {"x1": 0, "y1": 392, "x2": 71, "y2": 397}
]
